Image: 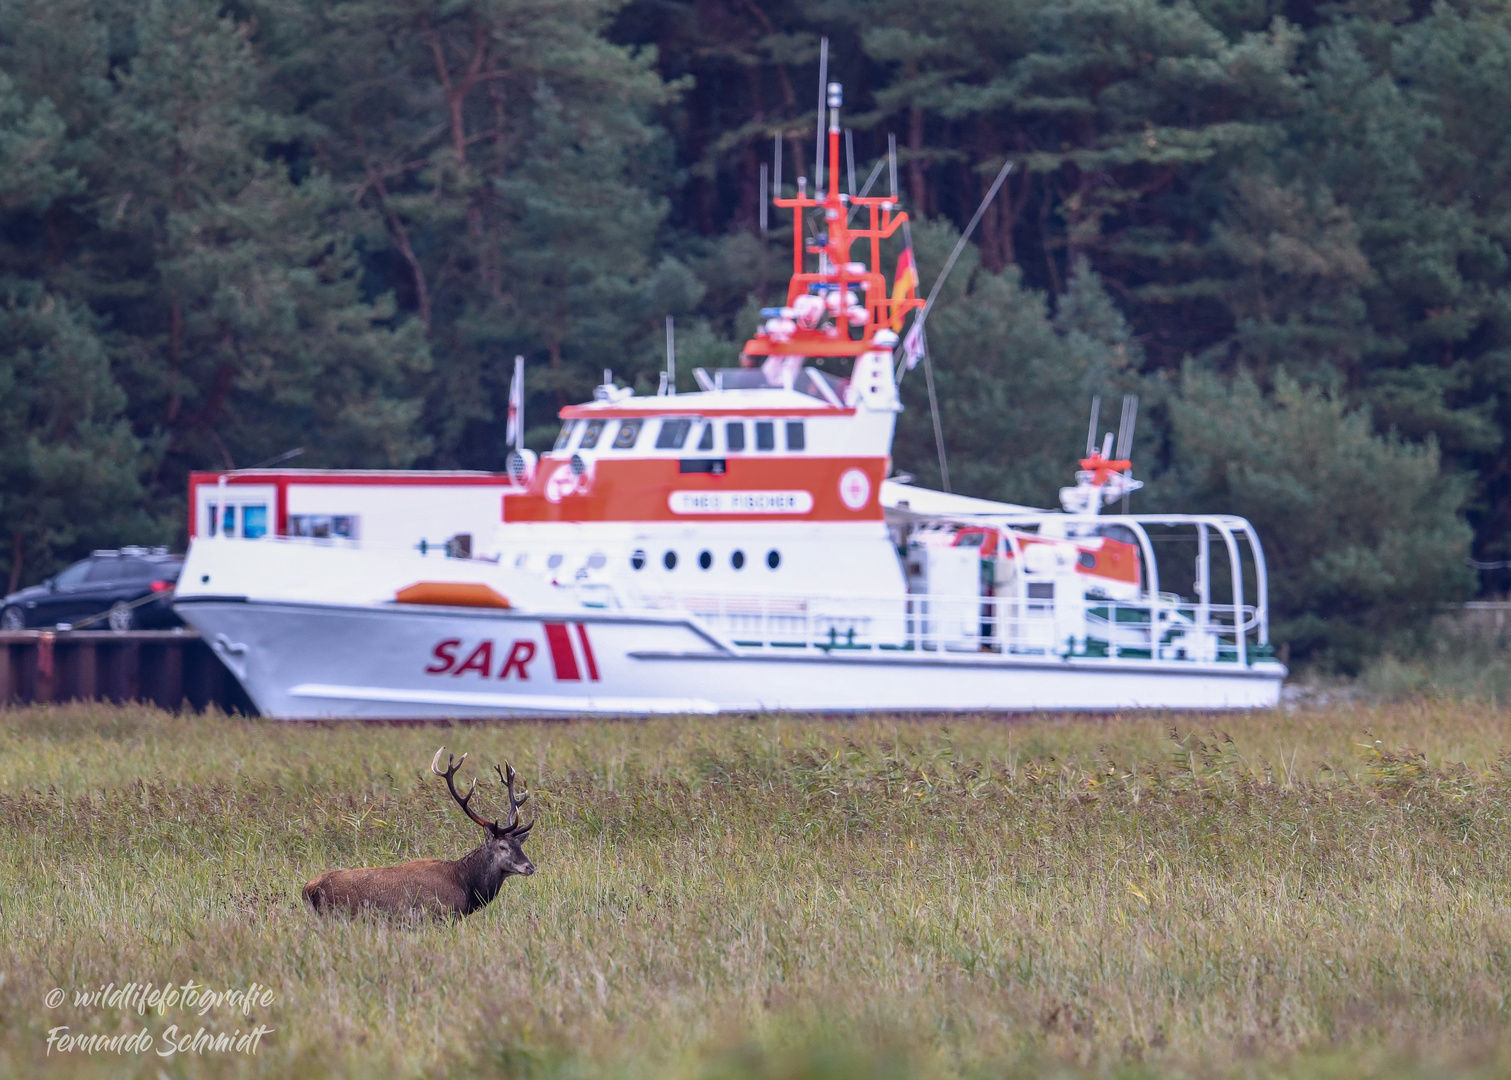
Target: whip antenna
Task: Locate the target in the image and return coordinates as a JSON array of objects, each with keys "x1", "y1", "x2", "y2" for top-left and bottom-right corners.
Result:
[
  {"x1": 845, "y1": 129, "x2": 856, "y2": 197},
  {"x1": 665, "y1": 316, "x2": 676, "y2": 396},
  {"x1": 814, "y1": 37, "x2": 828, "y2": 193},
  {"x1": 773, "y1": 132, "x2": 782, "y2": 202},
  {"x1": 1086, "y1": 396, "x2": 1101, "y2": 458},
  {"x1": 1117, "y1": 393, "x2": 1139, "y2": 513},
  {"x1": 759, "y1": 162, "x2": 768, "y2": 234},
  {"x1": 1115, "y1": 394, "x2": 1138, "y2": 461}
]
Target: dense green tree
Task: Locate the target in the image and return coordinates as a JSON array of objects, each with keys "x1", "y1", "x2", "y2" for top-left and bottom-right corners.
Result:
[
  {"x1": 1162, "y1": 367, "x2": 1474, "y2": 667},
  {"x1": 0, "y1": 63, "x2": 146, "y2": 590},
  {"x1": 92, "y1": 0, "x2": 431, "y2": 478},
  {"x1": 250, "y1": 0, "x2": 677, "y2": 466},
  {"x1": 0, "y1": 288, "x2": 153, "y2": 592},
  {"x1": 0, "y1": 0, "x2": 430, "y2": 573}
]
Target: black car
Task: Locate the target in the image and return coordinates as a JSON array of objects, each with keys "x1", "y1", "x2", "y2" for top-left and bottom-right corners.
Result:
[{"x1": 0, "y1": 548, "x2": 184, "y2": 631}]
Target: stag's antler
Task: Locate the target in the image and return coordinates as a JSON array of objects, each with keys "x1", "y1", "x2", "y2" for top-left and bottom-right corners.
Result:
[
  {"x1": 431, "y1": 747, "x2": 497, "y2": 831},
  {"x1": 495, "y1": 761, "x2": 533, "y2": 836}
]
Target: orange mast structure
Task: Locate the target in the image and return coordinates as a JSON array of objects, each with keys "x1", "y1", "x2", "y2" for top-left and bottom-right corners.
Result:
[{"x1": 742, "y1": 82, "x2": 924, "y2": 360}]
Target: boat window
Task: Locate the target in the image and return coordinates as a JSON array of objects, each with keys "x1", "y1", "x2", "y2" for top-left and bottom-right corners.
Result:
[
  {"x1": 698, "y1": 550, "x2": 712, "y2": 570},
  {"x1": 655, "y1": 418, "x2": 692, "y2": 449},
  {"x1": 731, "y1": 550, "x2": 745, "y2": 570},
  {"x1": 287, "y1": 514, "x2": 358, "y2": 540},
  {"x1": 554, "y1": 421, "x2": 576, "y2": 450},
  {"x1": 631, "y1": 549, "x2": 646, "y2": 570},
  {"x1": 680, "y1": 458, "x2": 726, "y2": 474},
  {"x1": 725, "y1": 421, "x2": 745, "y2": 451},
  {"x1": 786, "y1": 421, "x2": 805, "y2": 451},
  {"x1": 547, "y1": 553, "x2": 564, "y2": 569},
  {"x1": 766, "y1": 549, "x2": 781, "y2": 569},
  {"x1": 612, "y1": 420, "x2": 642, "y2": 449},
  {"x1": 1092, "y1": 523, "x2": 1139, "y2": 546},
  {"x1": 663, "y1": 550, "x2": 677, "y2": 570},
  {"x1": 242, "y1": 505, "x2": 268, "y2": 539},
  {"x1": 579, "y1": 420, "x2": 605, "y2": 449},
  {"x1": 755, "y1": 421, "x2": 775, "y2": 451},
  {"x1": 697, "y1": 423, "x2": 715, "y2": 451}
]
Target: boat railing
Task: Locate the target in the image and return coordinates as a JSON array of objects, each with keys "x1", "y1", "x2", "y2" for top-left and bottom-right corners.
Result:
[{"x1": 638, "y1": 589, "x2": 1273, "y2": 665}]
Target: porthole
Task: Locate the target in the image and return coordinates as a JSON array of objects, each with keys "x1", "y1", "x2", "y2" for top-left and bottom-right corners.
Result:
[
  {"x1": 766, "y1": 549, "x2": 781, "y2": 570},
  {"x1": 588, "y1": 552, "x2": 607, "y2": 569},
  {"x1": 612, "y1": 419, "x2": 643, "y2": 449},
  {"x1": 731, "y1": 550, "x2": 746, "y2": 570},
  {"x1": 547, "y1": 553, "x2": 564, "y2": 569},
  {"x1": 631, "y1": 549, "x2": 646, "y2": 570},
  {"x1": 663, "y1": 550, "x2": 678, "y2": 570},
  {"x1": 698, "y1": 550, "x2": 713, "y2": 570},
  {"x1": 1078, "y1": 551, "x2": 1096, "y2": 569}
]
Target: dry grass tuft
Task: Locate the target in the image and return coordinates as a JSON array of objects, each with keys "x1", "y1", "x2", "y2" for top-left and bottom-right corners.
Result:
[{"x1": 3, "y1": 702, "x2": 1511, "y2": 1078}]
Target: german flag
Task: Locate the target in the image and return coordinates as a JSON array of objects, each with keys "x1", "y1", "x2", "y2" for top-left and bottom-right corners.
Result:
[{"x1": 890, "y1": 247, "x2": 918, "y2": 331}]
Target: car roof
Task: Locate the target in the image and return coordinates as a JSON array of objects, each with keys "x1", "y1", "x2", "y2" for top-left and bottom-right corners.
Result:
[{"x1": 89, "y1": 547, "x2": 181, "y2": 561}]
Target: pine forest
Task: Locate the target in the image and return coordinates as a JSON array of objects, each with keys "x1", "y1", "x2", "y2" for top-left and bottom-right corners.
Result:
[{"x1": 1, "y1": 0, "x2": 1508, "y2": 668}]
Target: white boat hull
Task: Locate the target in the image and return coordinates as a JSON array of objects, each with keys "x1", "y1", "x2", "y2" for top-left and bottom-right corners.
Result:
[{"x1": 177, "y1": 597, "x2": 1285, "y2": 717}]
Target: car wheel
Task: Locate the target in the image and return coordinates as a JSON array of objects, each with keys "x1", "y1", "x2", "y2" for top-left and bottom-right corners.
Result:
[
  {"x1": 107, "y1": 601, "x2": 136, "y2": 632},
  {"x1": 0, "y1": 606, "x2": 23, "y2": 631}
]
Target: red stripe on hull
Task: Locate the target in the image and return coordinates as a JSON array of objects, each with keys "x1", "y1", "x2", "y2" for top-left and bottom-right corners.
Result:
[
  {"x1": 543, "y1": 622, "x2": 580, "y2": 681},
  {"x1": 575, "y1": 623, "x2": 600, "y2": 681}
]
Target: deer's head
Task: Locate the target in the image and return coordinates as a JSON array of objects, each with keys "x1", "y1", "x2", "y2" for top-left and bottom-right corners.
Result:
[{"x1": 431, "y1": 747, "x2": 535, "y2": 878}]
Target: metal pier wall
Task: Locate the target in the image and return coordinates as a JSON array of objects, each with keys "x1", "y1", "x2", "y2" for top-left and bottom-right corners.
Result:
[{"x1": 0, "y1": 630, "x2": 256, "y2": 714}]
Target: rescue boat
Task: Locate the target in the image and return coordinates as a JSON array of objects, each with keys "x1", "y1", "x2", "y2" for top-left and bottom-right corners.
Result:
[{"x1": 172, "y1": 80, "x2": 1286, "y2": 717}]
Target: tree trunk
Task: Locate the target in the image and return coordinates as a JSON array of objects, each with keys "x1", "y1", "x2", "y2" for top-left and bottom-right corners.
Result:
[
  {"x1": 8, "y1": 530, "x2": 22, "y2": 595},
  {"x1": 908, "y1": 62, "x2": 926, "y2": 212},
  {"x1": 550, "y1": 297, "x2": 567, "y2": 407},
  {"x1": 908, "y1": 106, "x2": 925, "y2": 212},
  {"x1": 367, "y1": 167, "x2": 432, "y2": 331},
  {"x1": 165, "y1": 299, "x2": 183, "y2": 424}
]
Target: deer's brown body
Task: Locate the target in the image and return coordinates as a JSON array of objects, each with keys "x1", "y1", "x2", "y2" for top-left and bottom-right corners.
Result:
[{"x1": 303, "y1": 748, "x2": 535, "y2": 919}]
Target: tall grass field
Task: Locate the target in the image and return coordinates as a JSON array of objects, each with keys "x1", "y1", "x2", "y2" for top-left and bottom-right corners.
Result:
[{"x1": 4, "y1": 702, "x2": 1511, "y2": 1078}]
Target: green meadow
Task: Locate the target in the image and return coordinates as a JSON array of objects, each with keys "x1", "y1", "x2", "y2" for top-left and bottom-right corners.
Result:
[{"x1": 3, "y1": 702, "x2": 1511, "y2": 1078}]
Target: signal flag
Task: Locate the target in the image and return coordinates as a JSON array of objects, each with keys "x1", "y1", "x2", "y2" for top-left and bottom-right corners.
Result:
[
  {"x1": 506, "y1": 355, "x2": 524, "y2": 450},
  {"x1": 902, "y1": 317, "x2": 926, "y2": 371}
]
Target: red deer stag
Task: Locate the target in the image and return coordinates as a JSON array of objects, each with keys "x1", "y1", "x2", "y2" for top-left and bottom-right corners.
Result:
[{"x1": 303, "y1": 747, "x2": 535, "y2": 918}]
